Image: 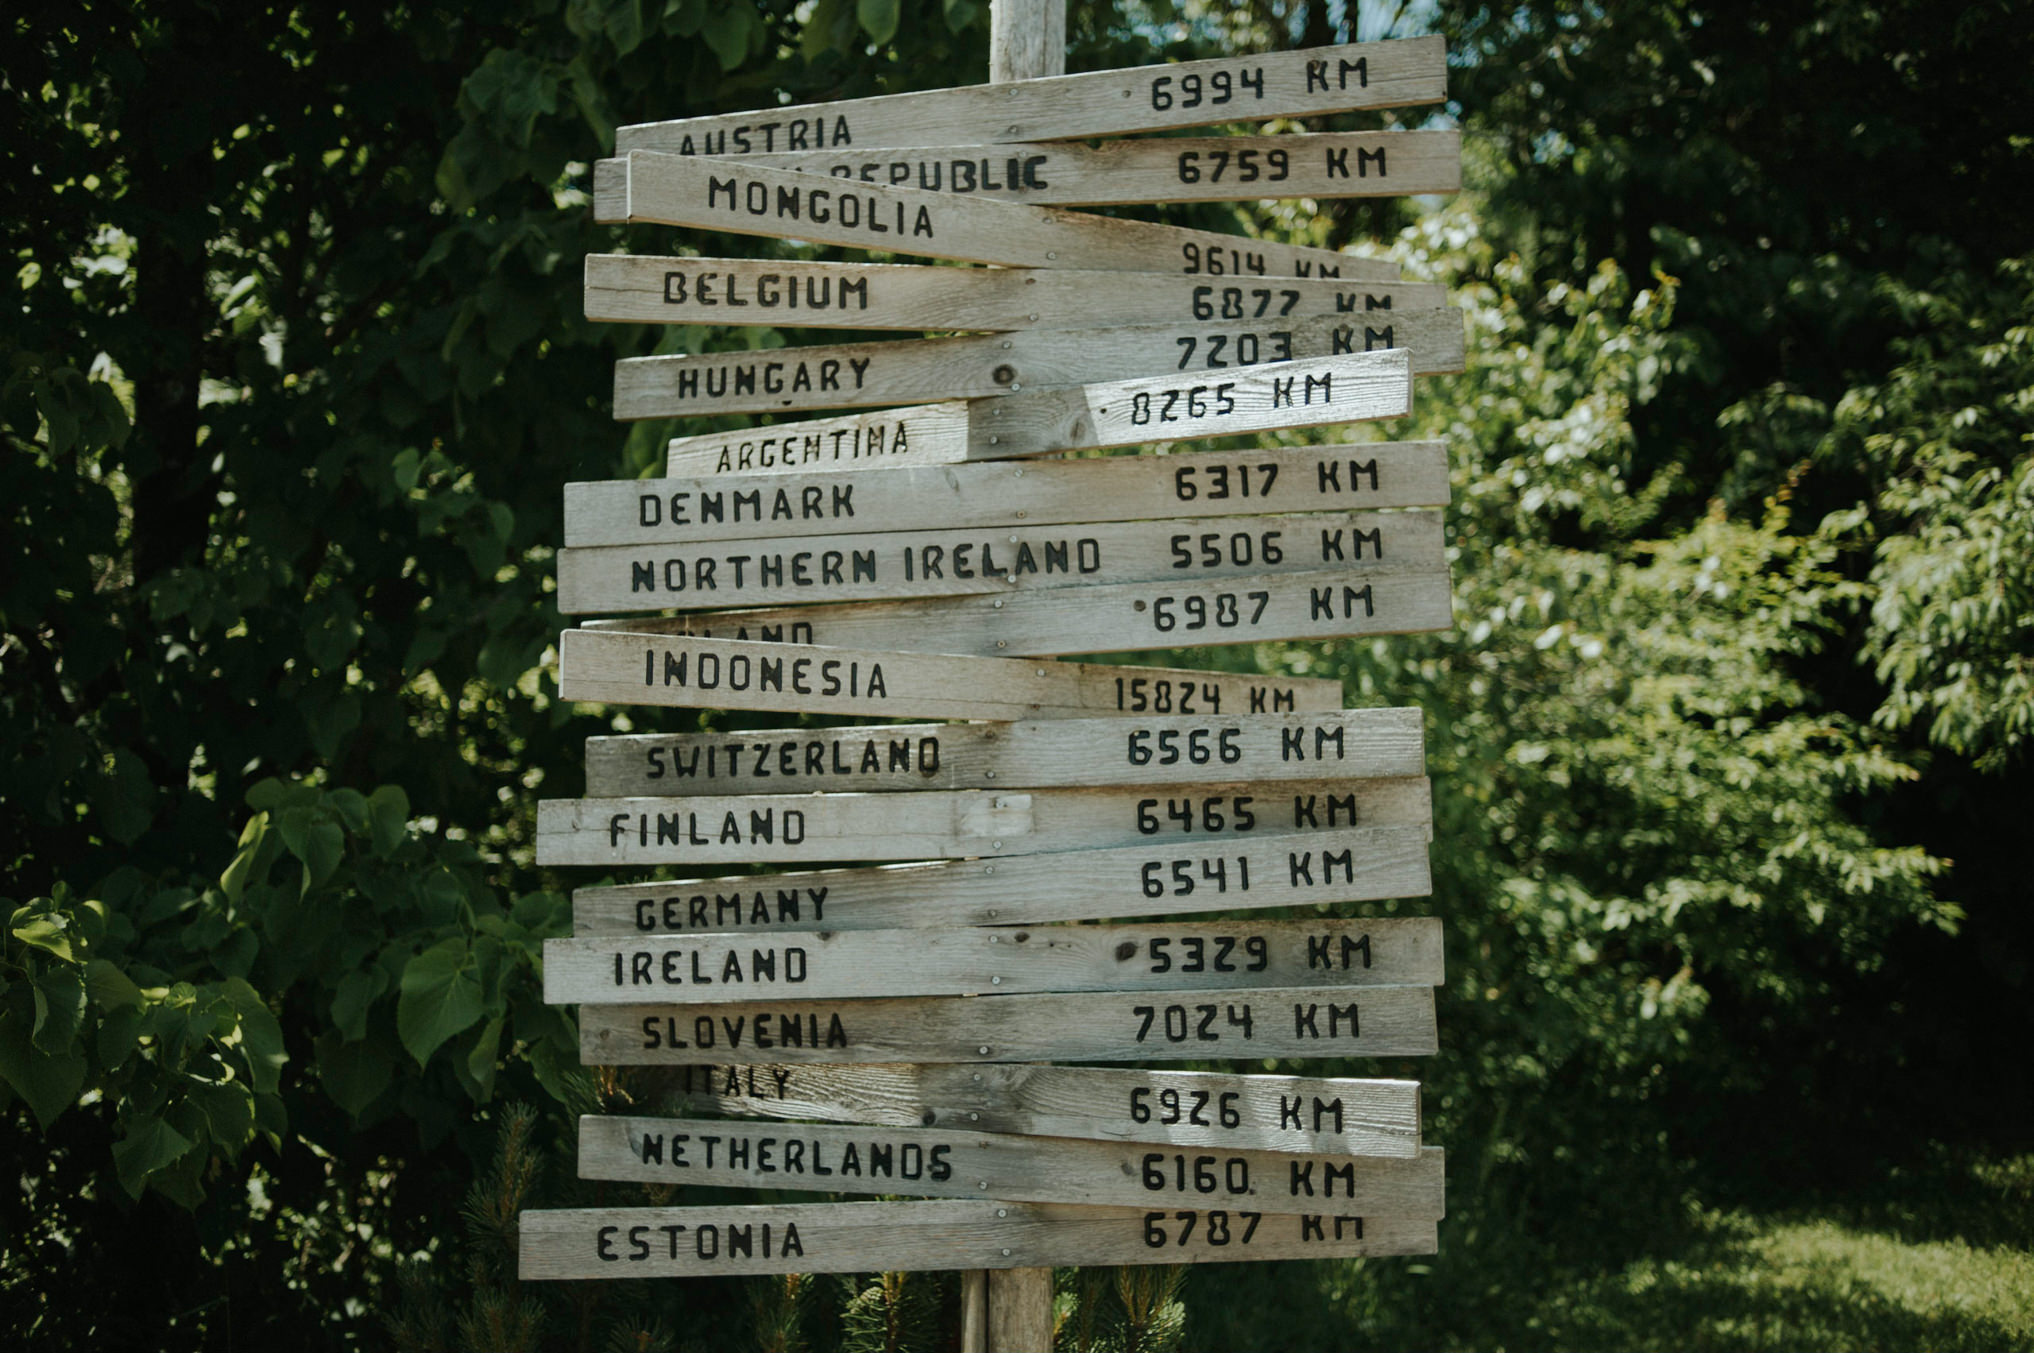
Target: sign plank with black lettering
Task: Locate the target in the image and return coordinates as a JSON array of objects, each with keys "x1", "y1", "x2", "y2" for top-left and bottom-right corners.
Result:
[
  {"x1": 556, "y1": 630, "x2": 1341, "y2": 720},
  {"x1": 583, "y1": 708, "x2": 1423, "y2": 797},
  {"x1": 574, "y1": 825, "x2": 1433, "y2": 937},
  {"x1": 651, "y1": 346, "x2": 1412, "y2": 470},
  {"x1": 577, "y1": 564, "x2": 1454, "y2": 660},
  {"x1": 545, "y1": 917, "x2": 1441, "y2": 1004},
  {"x1": 581, "y1": 982, "x2": 1437, "y2": 1065},
  {"x1": 659, "y1": 1062, "x2": 1422, "y2": 1157},
  {"x1": 664, "y1": 403, "x2": 971, "y2": 477},
  {"x1": 520, "y1": 1199, "x2": 1435, "y2": 1281},
  {"x1": 566, "y1": 442, "x2": 1446, "y2": 547},
  {"x1": 730, "y1": 130, "x2": 1460, "y2": 207},
  {"x1": 611, "y1": 313, "x2": 1456, "y2": 421},
  {"x1": 596, "y1": 152, "x2": 1398, "y2": 282},
  {"x1": 576, "y1": 1115, "x2": 1446, "y2": 1216},
  {"x1": 587, "y1": 255, "x2": 1445, "y2": 331},
  {"x1": 556, "y1": 509, "x2": 1446, "y2": 616},
  {"x1": 616, "y1": 38, "x2": 1446, "y2": 156},
  {"x1": 537, "y1": 777, "x2": 1431, "y2": 868}
]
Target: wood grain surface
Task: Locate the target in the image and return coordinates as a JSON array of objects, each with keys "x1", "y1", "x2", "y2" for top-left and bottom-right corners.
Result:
[
  {"x1": 596, "y1": 151, "x2": 1398, "y2": 281},
  {"x1": 555, "y1": 509, "x2": 1446, "y2": 615},
  {"x1": 519, "y1": 1198, "x2": 1437, "y2": 1280},
  {"x1": 577, "y1": 982, "x2": 1439, "y2": 1064},
  {"x1": 653, "y1": 1061, "x2": 1422, "y2": 1157},
  {"x1": 580, "y1": 707, "x2": 1424, "y2": 797},
  {"x1": 537, "y1": 776, "x2": 1433, "y2": 867},
  {"x1": 571, "y1": 824, "x2": 1433, "y2": 936},
  {"x1": 575, "y1": 1114, "x2": 1446, "y2": 1215},
  {"x1": 556, "y1": 629, "x2": 1343, "y2": 719},
  {"x1": 613, "y1": 39, "x2": 1445, "y2": 154},
  {"x1": 544, "y1": 917, "x2": 1443, "y2": 1004},
  {"x1": 568, "y1": 441, "x2": 1450, "y2": 548},
  {"x1": 587, "y1": 255, "x2": 1445, "y2": 331}
]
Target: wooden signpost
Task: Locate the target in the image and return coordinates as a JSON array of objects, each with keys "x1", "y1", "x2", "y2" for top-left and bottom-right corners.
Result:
[
  {"x1": 544, "y1": 917, "x2": 1443, "y2": 1003},
  {"x1": 571, "y1": 825, "x2": 1434, "y2": 935},
  {"x1": 587, "y1": 256, "x2": 1446, "y2": 331},
  {"x1": 723, "y1": 129, "x2": 1461, "y2": 207},
  {"x1": 536, "y1": 776, "x2": 1432, "y2": 867},
  {"x1": 610, "y1": 312, "x2": 1460, "y2": 421},
  {"x1": 567, "y1": 440, "x2": 1449, "y2": 550},
  {"x1": 656, "y1": 394, "x2": 1434, "y2": 477},
  {"x1": 520, "y1": 1199, "x2": 1436, "y2": 1282},
  {"x1": 521, "y1": 6, "x2": 1460, "y2": 1341},
  {"x1": 556, "y1": 508, "x2": 1447, "y2": 615},
  {"x1": 575, "y1": 564, "x2": 1455, "y2": 658},
  {"x1": 613, "y1": 38, "x2": 1446, "y2": 155},
  {"x1": 579, "y1": 983, "x2": 1438, "y2": 1065},
  {"x1": 557, "y1": 629, "x2": 1345, "y2": 719},
  {"x1": 642, "y1": 344, "x2": 1419, "y2": 468},
  {"x1": 574, "y1": 824, "x2": 1432, "y2": 935},
  {"x1": 575, "y1": 1115, "x2": 1446, "y2": 1215},
  {"x1": 659, "y1": 1061, "x2": 1423, "y2": 1157},
  {"x1": 580, "y1": 707, "x2": 1425, "y2": 796},
  {"x1": 597, "y1": 150, "x2": 1396, "y2": 280}
]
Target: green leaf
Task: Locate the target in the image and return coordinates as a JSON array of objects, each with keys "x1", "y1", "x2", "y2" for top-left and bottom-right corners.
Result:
[
  {"x1": 275, "y1": 806, "x2": 345, "y2": 892},
  {"x1": 96, "y1": 749, "x2": 158, "y2": 845},
  {"x1": 85, "y1": 958, "x2": 143, "y2": 1010},
  {"x1": 461, "y1": 48, "x2": 560, "y2": 148},
  {"x1": 299, "y1": 688, "x2": 361, "y2": 762},
  {"x1": 220, "y1": 813, "x2": 273, "y2": 903},
  {"x1": 331, "y1": 967, "x2": 388, "y2": 1042},
  {"x1": 397, "y1": 939, "x2": 486, "y2": 1067},
  {"x1": 186, "y1": 1076, "x2": 257, "y2": 1155},
  {"x1": 97, "y1": 1004, "x2": 144, "y2": 1069},
  {"x1": 112, "y1": 1114, "x2": 197, "y2": 1198},
  {"x1": 315, "y1": 1031, "x2": 394, "y2": 1117},
  {"x1": 367, "y1": 785, "x2": 411, "y2": 858},
  {"x1": 245, "y1": 777, "x2": 295, "y2": 812},
  {"x1": 700, "y1": 4, "x2": 756, "y2": 70},
  {"x1": 464, "y1": 1014, "x2": 505, "y2": 1101},
  {"x1": 604, "y1": 0, "x2": 647, "y2": 54},
  {"x1": 221, "y1": 978, "x2": 288, "y2": 1094},
  {"x1": 327, "y1": 787, "x2": 370, "y2": 834},
  {"x1": 0, "y1": 1004, "x2": 86, "y2": 1129},
  {"x1": 31, "y1": 964, "x2": 87, "y2": 1053},
  {"x1": 253, "y1": 1088, "x2": 287, "y2": 1149},
  {"x1": 857, "y1": 0, "x2": 900, "y2": 44},
  {"x1": 11, "y1": 916, "x2": 73, "y2": 962}
]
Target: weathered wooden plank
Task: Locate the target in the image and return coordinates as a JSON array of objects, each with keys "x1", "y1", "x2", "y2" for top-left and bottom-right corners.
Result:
[
  {"x1": 657, "y1": 1062, "x2": 1422, "y2": 1157},
  {"x1": 615, "y1": 39, "x2": 1445, "y2": 155},
  {"x1": 556, "y1": 509, "x2": 1446, "y2": 615},
  {"x1": 573, "y1": 442, "x2": 1447, "y2": 547},
  {"x1": 574, "y1": 825, "x2": 1433, "y2": 936},
  {"x1": 537, "y1": 777, "x2": 1431, "y2": 868},
  {"x1": 519, "y1": 1199, "x2": 1436, "y2": 1280},
  {"x1": 579, "y1": 982, "x2": 1438, "y2": 1064},
  {"x1": 574, "y1": 564, "x2": 1455, "y2": 660},
  {"x1": 652, "y1": 346, "x2": 1412, "y2": 472},
  {"x1": 611, "y1": 314, "x2": 1454, "y2": 421},
  {"x1": 728, "y1": 130, "x2": 1461, "y2": 207},
  {"x1": 583, "y1": 708, "x2": 1424, "y2": 797},
  {"x1": 587, "y1": 255, "x2": 1445, "y2": 331},
  {"x1": 595, "y1": 152, "x2": 1397, "y2": 281},
  {"x1": 545, "y1": 917, "x2": 1442, "y2": 1004},
  {"x1": 557, "y1": 629, "x2": 1342, "y2": 719},
  {"x1": 576, "y1": 1115, "x2": 1445, "y2": 1217},
  {"x1": 664, "y1": 403, "x2": 972, "y2": 478}
]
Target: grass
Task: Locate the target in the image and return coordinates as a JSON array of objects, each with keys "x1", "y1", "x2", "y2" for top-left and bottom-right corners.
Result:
[{"x1": 1181, "y1": 1149, "x2": 2034, "y2": 1351}]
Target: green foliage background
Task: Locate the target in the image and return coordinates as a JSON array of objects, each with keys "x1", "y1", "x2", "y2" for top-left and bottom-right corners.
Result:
[{"x1": 3, "y1": 0, "x2": 2028, "y2": 1348}]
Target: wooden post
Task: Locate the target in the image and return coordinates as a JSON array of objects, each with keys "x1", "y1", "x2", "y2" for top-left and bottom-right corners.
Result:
[{"x1": 974, "y1": 0, "x2": 1060, "y2": 1313}]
